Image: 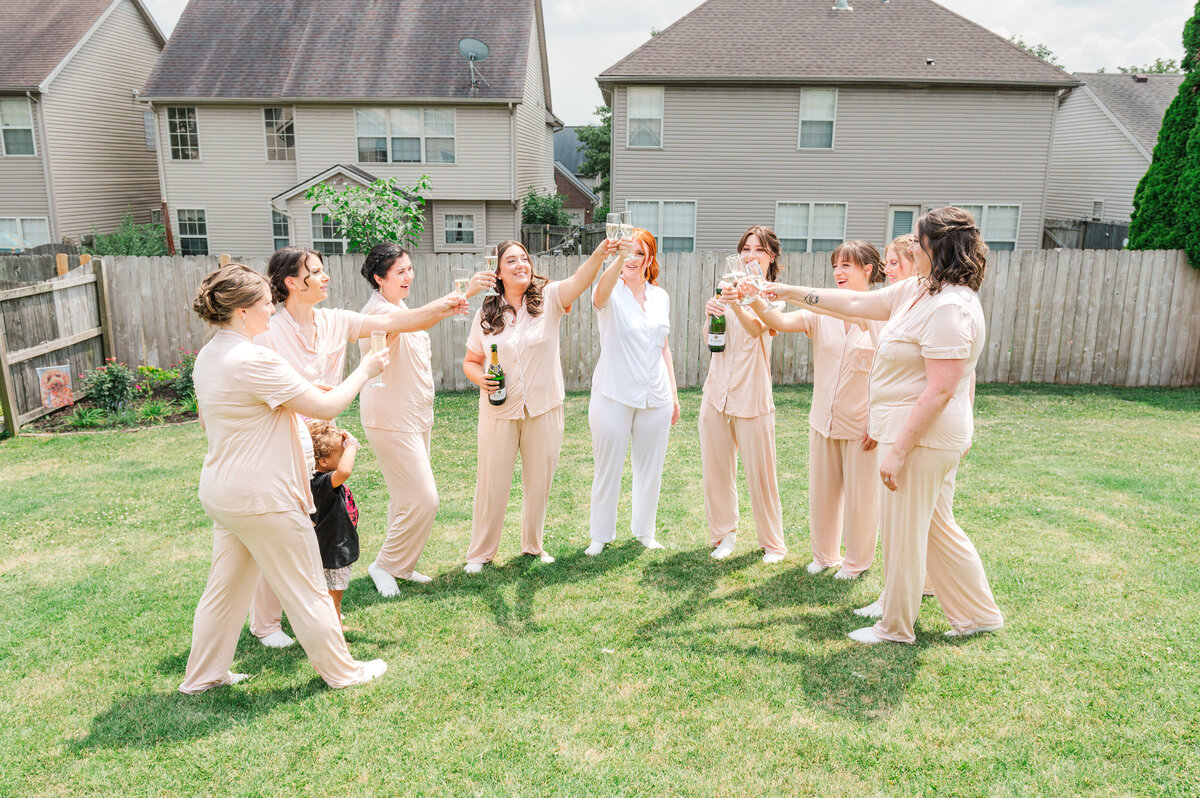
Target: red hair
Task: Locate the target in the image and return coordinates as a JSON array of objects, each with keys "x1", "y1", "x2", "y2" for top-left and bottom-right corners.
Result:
[{"x1": 632, "y1": 228, "x2": 660, "y2": 285}]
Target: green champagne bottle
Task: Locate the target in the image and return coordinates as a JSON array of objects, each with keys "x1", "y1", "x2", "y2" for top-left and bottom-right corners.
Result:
[
  {"x1": 708, "y1": 289, "x2": 726, "y2": 353},
  {"x1": 487, "y1": 344, "x2": 507, "y2": 406}
]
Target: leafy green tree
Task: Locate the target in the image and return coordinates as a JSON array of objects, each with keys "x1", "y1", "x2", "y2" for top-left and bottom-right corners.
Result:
[
  {"x1": 576, "y1": 106, "x2": 611, "y2": 204},
  {"x1": 521, "y1": 188, "x2": 570, "y2": 225},
  {"x1": 84, "y1": 210, "x2": 167, "y2": 256},
  {"x1": 1009, "y1": 35, "x2": 1061, "y2": 66},
  {"x1": 305, "y1": 175, "x2": 431, "y2": 253},
  {"x1": 1117, "y1": 58, "x2": 1182, "y2": 74},
  {"x1": 1129, "y1": 2, "x2": 1200, "y2": 266}
]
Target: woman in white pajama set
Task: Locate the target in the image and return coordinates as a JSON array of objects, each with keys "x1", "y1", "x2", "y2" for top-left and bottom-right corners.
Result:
[{"x1": 586, "y1": 228, "x2": 680, "y2": 556}]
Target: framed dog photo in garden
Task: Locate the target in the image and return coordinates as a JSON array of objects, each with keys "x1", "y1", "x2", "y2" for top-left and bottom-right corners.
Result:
[{"x1": 37, "y1": 365, "x2": 75, "y2": 409}]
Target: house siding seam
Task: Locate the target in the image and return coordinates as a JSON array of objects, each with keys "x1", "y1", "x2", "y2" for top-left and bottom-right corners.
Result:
[
  {"x1": 611, "y1": 83, "x2": 1055, "y2": 251},
  {"x1": 40, "y1": 0, "x2": 162, "y2": 239},
  {"x1": 0, "y1": 95, "x2": 50, "y2": 219},
  {"x1": 1045, "y1": 90, "x2": 1149, "y2": 224}
]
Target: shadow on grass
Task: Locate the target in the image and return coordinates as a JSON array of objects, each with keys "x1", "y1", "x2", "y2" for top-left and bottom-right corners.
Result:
[
  {"x1": 977, "y1": 382, "x2": 1200, "y2": 412},
  {"x1": 341, "y1": 540, "x2": 643, "y2": 633}
]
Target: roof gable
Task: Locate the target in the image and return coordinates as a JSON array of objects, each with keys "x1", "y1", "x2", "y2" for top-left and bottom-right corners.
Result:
[
  {"x1": 143, "y1": 0, "x2": 538, "y2": 101},
  {"x1": 1075, "y1": 72, "x2": 1186, "y2": 155},
  {"x1": 599, "y1": 0, "x2": 1078, "y2": 88},
  {"x1": 0, "y1": 0, "x2": 164, "y2": 90}
]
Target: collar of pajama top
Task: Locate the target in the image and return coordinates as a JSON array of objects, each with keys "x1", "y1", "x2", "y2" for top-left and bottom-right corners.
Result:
[
  {"x1": 801, "y1": 312, "x2": 883, "y2": 439},
  {"x1": 466, "y1": 281, "x2": 568, "y2": 420},
  {"x1": 358, "y1": 291, "x2": 435, "y2": 433},
  {"x1": 702, "y1": 306, "x2": 774, "y2": 418},
  {"x1": 593, "y1": 278, "x2": 672, "y2": 409},
  {"x1": 254, "y1": 305, "x2": 365, "y2": 385}
]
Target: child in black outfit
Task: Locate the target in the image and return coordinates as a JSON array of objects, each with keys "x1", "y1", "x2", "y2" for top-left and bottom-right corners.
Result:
[{"x1": 306, "y1": 420, "x2": 361, "y2": 631}]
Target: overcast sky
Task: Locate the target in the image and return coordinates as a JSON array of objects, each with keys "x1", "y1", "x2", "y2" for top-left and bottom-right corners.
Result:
[{"x1": 142, "y1": 0, "x2": 1195, "y2": 125}]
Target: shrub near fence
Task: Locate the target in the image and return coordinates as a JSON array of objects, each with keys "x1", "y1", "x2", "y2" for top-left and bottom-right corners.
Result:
[{"x1": 98, "y1": 250, "x2": 1200, "y2": 392}]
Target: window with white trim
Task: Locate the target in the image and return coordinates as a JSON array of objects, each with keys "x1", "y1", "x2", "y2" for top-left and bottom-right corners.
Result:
[
  {"x1": 627, "y1": 86, "x2": 664, "y2": 148},
  {"x1": 0, "y1": 217, "x2": 50, "y2": 249},
  {"x1": 798, "y1": 89, "x2": 836, "y2": 149},
  {"x1": 176, "y1": 209, "x2": 208, "y2": 255},
  {"x1": 444, "y1": 214, "x2": 475, "y2": 245},
  {"x1": 775, "y1": 202, "x2": 847, "y2": 252},
  {"x1": 142, "y1": 110, "x2": 156, "y2": 151},
  {"x1": 272, "y1": 211, "x2": 290, "y2": 250},
  {"x1": 1091, "y1": 200, "x2": 1105, "y2": 219},
  {"x1": 627, "y1": 200, "x2": 695, "y2": 252},
  {"x1": 0, "y1": 98, "x2": 36, "y2": 156},
  {"x1": 954, "y1": 204, "x2": 1020, "y2": 251},
  {"x1": 150, "y1": 208, "x2": 162, "y2": 225},
  {"x1": 311, "y1": 213, "x2": 348, "y2": 255},
  {"x1": 167, "y1": 107, "x2": 200, "y2": 160},
  {"x1": 264, "y1": 108, "x2": 295, "y2": 161},
  {"x1": 355, "y1": 108, "x2": 456, "y2": 164}
]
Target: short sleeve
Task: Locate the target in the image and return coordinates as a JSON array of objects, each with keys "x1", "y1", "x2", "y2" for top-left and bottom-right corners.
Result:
[
  {"x1": 919, "y1": 302, "x2": 975, "y2": 359},
  {"x1": 311, "y1": 470, "x2": 334, "y2": 501},
  {"x1": 246, "y1": 348, "x2": 311, "y2": 408},
  {"x1": 784, "y1": 309, "x2": 815, "y2": 336},
  {"x1": 859, "y1": 278, "x2": 918, "y2": 318},
  {"x1": 329, "y1": 308, "x2": 367, "y2": 343},
  {"x1": 544, "y1": 281, "x2": 568, "y2": 316},
  {"x1": 466, "y1": 309, "x2": 484, "y2": 355}
]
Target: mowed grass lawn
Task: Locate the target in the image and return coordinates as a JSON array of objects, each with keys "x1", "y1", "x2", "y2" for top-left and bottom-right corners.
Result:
[{"x1": 1, "y1": 385, "x2": 1198, "y2": 796}]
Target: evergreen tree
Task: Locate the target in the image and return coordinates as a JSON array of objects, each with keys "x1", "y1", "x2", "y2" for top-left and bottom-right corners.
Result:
[
  {"x1": 576, "y1": 106, "x2": 611, "y2": 207},
  {"x1": 1129, "y1": 2, "x2": 1200, "y2": 264}
]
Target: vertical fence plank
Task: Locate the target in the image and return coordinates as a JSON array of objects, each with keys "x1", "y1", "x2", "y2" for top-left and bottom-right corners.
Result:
[
  {"x1": 1144, "y1": 249, "x2": 1177, "y2": 387},
  {"x1": 1075, "y1": 250, "x2": 1104, "y2": 385},
  {"x1": 1182, "y1": 256, "x2": 1200, "y2": 386},
  {"x1": 1122, "y1": 250, "x2": 1156, "y2": 386},
  {"x1": 1052, "y1": 249, "x2": 1083, "y2": 384},
  {"x1": 1064, "y1": 250, "x2": 1093, "y2": 384},
  {"x1": 996, "y1": 250, "x2": 1021, "y2": 382},
  {"x1": 1111, "y1": 250, "x2": 1140, "y2": 386},
  {"x1": 1168, "y1": 253, "x2": 1198, "y2": 386},
  {"x1": 1033, "y1": 249, "x2": 1061, "y2": 382}
]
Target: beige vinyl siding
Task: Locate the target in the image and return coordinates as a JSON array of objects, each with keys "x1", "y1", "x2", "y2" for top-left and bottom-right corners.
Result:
[
  {"x1": 486, "y1": 201, "x2": 518, "y2": 245},
  {"x1": 432, "y1": 200, "x2": 485, "y2": 253},
  {"x1": 514, "y1": 10, "x2": 555, "y2": 202},
  {"x1": 0, "y1": 95, "x2": 49, "y2": 219},
  {"x1": 39, "y1": 0, "x2": 162, "y2": 240},
  {"x1": 611, "y1": 84, "x2": 1057, "y2": 251},
  {"x1": 293, "y1": 104, "x2": 513, "y2": 199},
  {"x1": 160, "y1": 105, "x2": 301, "y2": 256},
  {"x1": 1045, "y1": 88, "x2": 1149, "y2": 224}
]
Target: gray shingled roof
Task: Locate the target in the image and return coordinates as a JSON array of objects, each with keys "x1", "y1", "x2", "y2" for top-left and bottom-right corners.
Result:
[
  {"x1": 1076, "y1": 72, "x2": 1187, "y2": 155},
  {"x1": 599, "y1": 0, "x2": 1078, "y2": 87},
  {"x1": 0, "y1": 0, "x2": 127, "y2": 89},
  {"x1": 142, "y1": 0, "x2": 535, "y2": 100}
]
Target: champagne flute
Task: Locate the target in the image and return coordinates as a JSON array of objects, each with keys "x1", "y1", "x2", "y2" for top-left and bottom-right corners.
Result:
[
  {"x1": 723, "y1": 254, "x2": 744, "y2": 306},
  {"x1": 482, "y1": 247, "x2": 498, "y2": 297},
  {"x1": 739, "y1": 252, "x2": 764, "y2": 306},
  {"x1": 452, "y1": 266, "x2": 470, "y2": 323},
  {"x1": 605, "y1": 211, "x2": 622, "y2": 243},
  {"x1": 369, "y1": 330, "x2": 387, "y2": 388},
  {"x1": 619, "y1": 211, "x2": 634, "y2": 241}
]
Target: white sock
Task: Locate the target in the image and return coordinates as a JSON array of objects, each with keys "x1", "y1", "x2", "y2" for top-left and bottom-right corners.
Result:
[
  {"x1": 259, "y1": 630, "x2": 294, "y2": 649},
  {"x1": 339, "y1": 659, "x2": 387, "y2": 688},
  {"x1": 711, "y1": 535, "x2": 736, "y2": 560},
  {"x1": 229, "y1": 673, "x2": 251, "y2": 685},
  {"x1": 833, "y1": 566, "x2": 859, "y2": 580},
  {"x1": 847, "y1": 627, "x2": 884, "y2": 644},
  {"x1": 368, "y1": 561, "x2": 401, "y2": 596},
  {"x1": 761, "y1": 552, "x2": 785, "y2": 564},
  {"x1": 463, "y1": 562, "x2": 484, "y2": 574},
  {"x1": 945, "y1": 621, "x2": 1003, "y2": 638},
  {"x1": 639, "y1": 537, "x2": 665, "y2": 550},
  {"x1": 853, "y1": 600, "x2": 884, "y2": 618},
  {"x1": 400, "y1": 571, "x2": 432, "y2": 584},
  {"x1": 539, "y1": 552, "x2": 555, "y2": 564},
  {"x1": 806, "y1": 559, "x2": 826, "y2": 575},
  {"x1": 585, "y1": 541, "x2": 606, "y2": 557}
]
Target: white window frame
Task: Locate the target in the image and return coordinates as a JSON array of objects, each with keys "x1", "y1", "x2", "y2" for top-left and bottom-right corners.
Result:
[
  {"x1": 176, "y1": 208, "x2": 209, "y2": 255},
  {"x1": 774, "y1": 201, "x2": 848, "y2": 252},
  {"x1": 355, "y1": 107, "x2": 456, "y2": 165},
  {"x1": 797, "y1": 88, "x2": 837, "y2": 150},
  {"x1": 150, "y1": 208, "x2": 163, "y2": 225},
  {"x1": 626, "y1": 199, "x2": 696, "y2": 253},
  {"x1": 0, "y1": 97, "x2": 37, "y2": 157},
  {"x1": 311, "y1": 212, "x2": 349, "y2": 255},
  {"x1": 1091, "y1": 200, "x2": 1105, "y2": 220},
  {"x1": 887, "y1": 205, "x2": 921, "y2": 242},
  {"x1": 272, "y1": 210, "x2": 291, "y2": 250},
  {"x1": 263, "y1": 107, "x2": 295, "y2": 162},
  {"x1": 167, "y1": 107, "x2": 201, "y2": 161},
  {"x1": 626, "y1": 86, "x2": 664, "y2": 149},
  {"x1": 444, "y1": 213, "x2": 475, "y2": 245},
  {"x1": 951, "y1": 203, "x2": 1021, "y2": 251},
  {"x1": 0, "y1": 217, "x2": 51, "y2": 249},
  {"x1": 142, "y1": 110, "x2": 156, "y2": 151}
]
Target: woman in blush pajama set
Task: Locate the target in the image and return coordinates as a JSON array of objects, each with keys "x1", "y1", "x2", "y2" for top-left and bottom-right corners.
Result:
[
  {"x1": 179, "y1": 264, "x2": 389, "y2": 693},
  {"x1": 766, "y1": 207, "x2": 1003, "y2": 644},
  {"x1": 700, "y1": 225, "x2": 786, "y2": 564}
]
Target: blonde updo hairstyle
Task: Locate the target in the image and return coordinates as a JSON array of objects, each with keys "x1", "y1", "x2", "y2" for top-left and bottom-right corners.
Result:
[{"x1": 192, "y1": 263, "x2": 270, "y2": 324}]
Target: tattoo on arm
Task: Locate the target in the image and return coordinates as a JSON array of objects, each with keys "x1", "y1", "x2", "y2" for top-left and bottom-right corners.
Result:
[{"x1": 804, "y1": 292, "x2": 820, "y2": 305}]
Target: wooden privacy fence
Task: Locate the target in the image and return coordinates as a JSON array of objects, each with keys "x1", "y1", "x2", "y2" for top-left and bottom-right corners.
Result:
[
  {"x1": 98, "y1": 249, "x2": 1200, "y2": 394},
  {"x1": 0, "y1": 259, "x2": 114, "y2": 435}
]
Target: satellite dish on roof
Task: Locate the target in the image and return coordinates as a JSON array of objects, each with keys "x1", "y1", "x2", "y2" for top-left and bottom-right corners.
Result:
[{"x1": 458, "y1": 38, "x2": 492, "y2": 89}]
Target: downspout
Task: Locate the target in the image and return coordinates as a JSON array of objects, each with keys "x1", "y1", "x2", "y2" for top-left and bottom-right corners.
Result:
[
  {"x1": 510, "y1": 102, "x2": 517, "y2": 207},
  {"x1": 146, "y1": 99, "x2": 175, "y2": 254},
  {"x1": 28, "y1": 91, "x2": 59, "y2": 243}
]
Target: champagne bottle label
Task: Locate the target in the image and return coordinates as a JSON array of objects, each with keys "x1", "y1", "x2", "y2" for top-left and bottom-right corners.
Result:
[{"x1": 708, "y1": 332, "x2": 725, "y2": 348}]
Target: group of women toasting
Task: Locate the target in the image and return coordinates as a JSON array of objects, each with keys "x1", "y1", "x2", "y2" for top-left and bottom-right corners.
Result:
[{"x1": 179, "y1": 205, "x2": 1002, "y2": 693}]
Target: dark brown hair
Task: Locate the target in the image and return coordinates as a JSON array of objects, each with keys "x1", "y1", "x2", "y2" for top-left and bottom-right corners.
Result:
[
  {"x1": 737, "y1": 225, "x2": 781, "y2": 281},
  {"x1": 361, "y1": 243, "x2": 409, "y2": 290},
  {"x1": 305, "y1": 419, "x2": 344, "y2": 466},
  {"x1": 479, "y1": 241, "x2": 549, "y2": 335},
  {"x1": 192, "y1": 264, "x2": 269, "y2": 324},
  {"x1": 267, "y1": 245, "x2": 322, "y2": 304},
  {"x1": 831, "y1": 240, "x2": 886, "y2": 284},
  {"x1": 915, "y1": 207, "x2": 988, "y2": 294}
]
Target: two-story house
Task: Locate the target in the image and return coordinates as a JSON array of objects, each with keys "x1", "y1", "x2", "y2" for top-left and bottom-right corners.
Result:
[
  {"x1": 0, "y1": 0, "x2": 165, "y2": 249},
  {"x1": 140, "y1": 0, "x2": 560, "y2": 258},
  {"x1": 596, "y1": 0, "x2": 1079, "y2": 253},
  {"x1": 1046, "y1": 72, "x2": 1184, "y2": 227}
]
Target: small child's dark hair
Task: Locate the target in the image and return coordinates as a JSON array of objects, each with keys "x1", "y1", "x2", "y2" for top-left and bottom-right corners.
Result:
[{"x1": 306, "y1": 420, "x2": 343, "y2": 462}]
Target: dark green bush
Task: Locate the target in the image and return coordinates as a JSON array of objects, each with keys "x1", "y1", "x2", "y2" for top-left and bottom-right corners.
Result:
[
  {"x1": 80, "y1": 359, "x2": 137, "y2": 413},
  {"x1": 521, "y1": 189, "x2": 571, "y2": 225},
  {"x1": 84, "y1": 211, "x2": 167, "y2": 257}
]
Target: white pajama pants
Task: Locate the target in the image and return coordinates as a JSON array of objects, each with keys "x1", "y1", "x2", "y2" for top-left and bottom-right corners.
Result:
[{"x1": 588, "y1": 393, "x2": 672, "y2": 543}]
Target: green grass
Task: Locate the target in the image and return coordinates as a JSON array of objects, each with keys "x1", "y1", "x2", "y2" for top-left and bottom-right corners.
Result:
[{"x1": 1, "y1": 385, "x2": 1198, "y2": 796}]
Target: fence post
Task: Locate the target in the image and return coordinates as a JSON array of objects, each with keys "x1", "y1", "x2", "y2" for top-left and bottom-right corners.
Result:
[
  {"x1": 79, "y1": 254, "x2": 92, "y2": 267},
  {"x1": 55, "y1": 253, "x2": 68, "y2": 277},
  {"x1": 94, "y1": 258, "x2": 117, "y2": 361},
  {"x1": 0, "y1": 311, "x2": 19, "y2": 437},
  {"x1": 219, "y1": 254, "x2": 231, "y2": 267}
]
